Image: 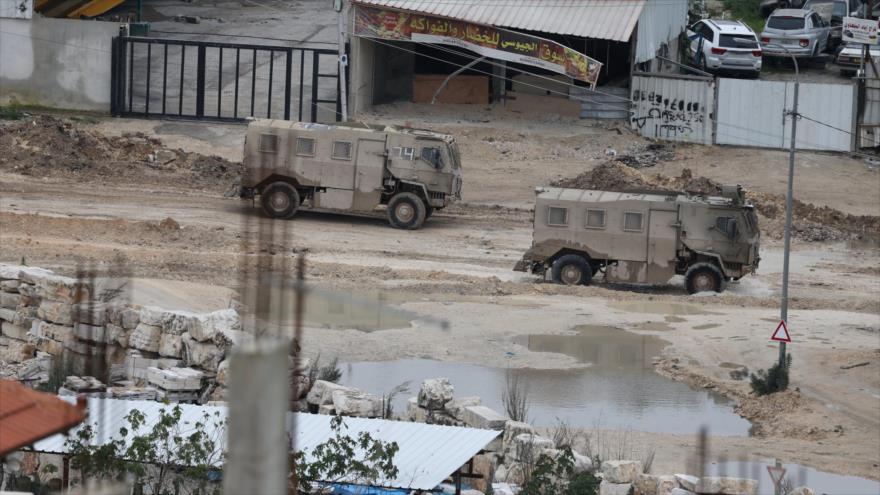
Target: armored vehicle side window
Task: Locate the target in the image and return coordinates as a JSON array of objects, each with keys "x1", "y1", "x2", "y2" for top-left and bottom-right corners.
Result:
[
  {"x1": 259, "y1": 134, "x2": 278, "y2": 153},
  {"x1": 547, "y1": 206, "x2": 568, "y2": 226},
  {"x1": 716, "y1": 216, "x2": 738, "y2": 239},
  {"x1": 586, "y1": 209, "x2": 606, "y2": 229},
  {"x1": 391, "y1": 147, "x2": 415, "y2": 160},
  {"x1": 623, "y1": 212, "x2": 644, "y2": 232},
  {"x1": 331, "y1": 141, "x2": 352, "y2": 160},
  {"x1": 295, "y1": 137, "x2": 315, "y2": 156},
  {"x1": 421, "y1": 147, "x2": 443, "y2": 169}
]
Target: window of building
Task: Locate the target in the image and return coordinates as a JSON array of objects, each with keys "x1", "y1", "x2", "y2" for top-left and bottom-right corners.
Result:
[
  {"x1": 547, "y1": 206, "x2": 568, "y2": 226},
  {"x1": 586, "y1": 209, "x2": 606, "y2": 229},
  {"x1": 295, "y1": 137, "x2": 315, "y2": 156},
  {"x1": 624, "y1": 211, "x2": 644, "y2": 232},
  {"x1": 331, "y1": 141, "x2": 352, "y2": 160},
  {"x1": 391, "y1": 147, "x2": 415, "y2": 160},
  {"x1": 259, "y1": 134, "x2": 278, "y2": 153}
]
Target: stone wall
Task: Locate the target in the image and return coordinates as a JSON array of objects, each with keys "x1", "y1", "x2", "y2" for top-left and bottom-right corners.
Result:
[{"x1": 0, "y1": 263, "x2": 290, "y2": 403}]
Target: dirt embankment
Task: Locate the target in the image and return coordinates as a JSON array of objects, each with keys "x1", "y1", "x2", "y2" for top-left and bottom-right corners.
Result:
[
  {"x1": 553, "y1": 162, "x2": 880, "y2": 242},
  {"x1": 0, "y1": 116, "x2": 242, "y2": 193}
]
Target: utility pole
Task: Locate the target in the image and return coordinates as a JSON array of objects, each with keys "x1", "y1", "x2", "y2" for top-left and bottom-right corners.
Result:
[
  {"x1": 767, "y1": 42, "x2": 799, "y2": 370},
  {"x1": 334, "y1": 0, "x2": 349, "y2": 121}
]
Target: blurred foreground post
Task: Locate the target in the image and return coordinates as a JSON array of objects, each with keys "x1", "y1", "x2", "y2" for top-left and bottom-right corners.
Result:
[{"x1": 224, "y1": 341, "x2": 290, "y2": 495}]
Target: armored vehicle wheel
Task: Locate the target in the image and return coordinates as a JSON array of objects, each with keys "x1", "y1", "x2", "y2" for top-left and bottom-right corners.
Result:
[
  {"x1": 685, "y1": 262, "x2": 724, "y2": 294},
  {"x1": 388, "y1": 192, "x2": 427, "y2": 230},
  {"x1": 261, "y1": 182, "x2": 300, "y2": 219},
  {"x1": 551, "y1": 254, "x2": 593, "y2": 286}
]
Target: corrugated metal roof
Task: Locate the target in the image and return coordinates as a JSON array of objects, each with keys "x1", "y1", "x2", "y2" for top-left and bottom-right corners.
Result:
[
  {"x1": 352, "y1": 0, "x2": 647, "y2": 42},
  {"x1": 0, "y1": 380, "x2": 86, "y2": 456},
  {"x1": 32, "y1": 398, "x2": 500, "y2": 491}
]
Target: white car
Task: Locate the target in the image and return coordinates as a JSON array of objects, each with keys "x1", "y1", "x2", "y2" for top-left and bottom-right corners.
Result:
[{"x1": 688, "y1": 19, "x2": 763, "y2": 77}]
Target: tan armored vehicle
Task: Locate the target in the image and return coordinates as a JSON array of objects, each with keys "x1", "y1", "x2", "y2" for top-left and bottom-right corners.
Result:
[
  {"x1": 240, "y1": 119, "x2": 462, "y2": 229},
  {"x1": 513, "y1": 185, "x2": 760, "y2": 293}
]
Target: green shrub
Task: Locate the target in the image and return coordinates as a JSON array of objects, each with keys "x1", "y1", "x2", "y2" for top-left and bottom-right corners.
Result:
[{"x1": 750, "y1": 353, "x2": 792, "y2": 396}]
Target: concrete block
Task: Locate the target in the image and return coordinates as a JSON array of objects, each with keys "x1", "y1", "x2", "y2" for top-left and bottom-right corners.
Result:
[
  {"x1": 22, "y1": 268, "x2": 89, "y2": 303},
  {"x1": 158, "y1": 332, "x2": 184, "y2": 358},
  {"x1": 146, "y1": 366, "x2": 204, "y2": 391},
  {"x1": 504, "y1": 433, "x2": 555, "y2": 462},
  {"x1": 120, "y1": 307, "x2": 141, "y2": 329},
  {"x1": 674, "y1": 475, "x2": 698, "y2": 492},
  {"x1": 306, "y1": 379, "x2": 353, "y2": 406},
  {"x1": 181, "y1": 333, "x2": 223, "y2": 371},
  {"x1": 140, "y1": 306, "x2": 196, "y2": 335},
  {"x1": 63, "y1": 375, "x2": 105, "y2": 392},
  {"x1": 634, "y1": 473, "x2": 658, "y2": 495},
  {"x1": 0, "y1": 307, "x2": 16, "y2": 322},
  {"x1": 331, "y1": 389, "x2": 382, "y2": 418},
  {"x1": 106, "y1": 324, "x2": 129, "y2": 347},
  {"x1": 0, "y1": 292, "x2": 22, "y2": 309},
  {"x1": 0, "y1": 340, "x2": 36, "y2": 363},
  {"x1": 600, "y1": 481, "x2": 633, "y2": 495},
  {"x1": 603, "y1": 460, "x2": 642, "y2": 484},
  {"x1": 462, "y1": 405, "x2": 507, "y2": 430},
  {"x1": 1, "y1": 322, "x2": 29, "y2": 341},
  {"x1": 418, "y1": 377, "x2": 454, "y2": 410},
  {"x1": 38, "y1": 300, "x2": 74, "y2": 325},
  {"x1": 129, "y1": 323, "x2": 162, "y2": 352},
  {"x1": 1, "y1": 280, "x2": 21, "y2": 292},
  {"x1": 72, "y1": 303, "x2": 107, "y2": 326},
  {"x1": 33, "y1": 321, "x2": 75, "y2": 344},
  {"x1": 73, "y1": 322, "x2": 105, "y2": 343},
  {"x1": 697, "y1": 477, "x2": 758, "y2": 495},
  {"x1": 656, "y1": 475, "x2": 679, "y2": 495},
  {"x1": 37, "y1": 338, "x2": 65, "y2": 356},
  {"x1": 444, "y1": 395, "x2": 481, "y2": 419},
  {"x1": 107, "y1": 386, "x2": 158, "y2": 400},
  {"x1": 502, "y1": 420, "x2": 536, "y2": 451},
  {"x1": 216, "y1": 359, "x2": 230, "y2": 387},
  {"x1": 187, "y1": 308, "x2": 241, "y2": 342}
]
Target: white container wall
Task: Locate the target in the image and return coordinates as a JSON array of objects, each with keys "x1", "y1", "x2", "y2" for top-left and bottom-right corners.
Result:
[
  {"x1": 630, "y1": 74, "x2": 715, "y2": 145},
  {"x1": 716, "y1": 78, "x2": 855, "y2": 152}
]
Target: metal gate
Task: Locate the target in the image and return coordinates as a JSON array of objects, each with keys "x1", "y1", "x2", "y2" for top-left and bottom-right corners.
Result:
[
  {"x1": 716, "y1": 78, "x2": 855, "y2": 152},
  {"x1": 630, "y1": 72, "x2": 715, "y2": 145},
  {"x1": 111, "y1": 36, "x2": 342, "y2": 123}
]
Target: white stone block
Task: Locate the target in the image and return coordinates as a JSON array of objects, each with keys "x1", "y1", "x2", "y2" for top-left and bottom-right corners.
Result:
[
  {"x1": 38, "y1": 300, "x2": 74, "y2": 325},
  {"x1": 462, "y1": 405, "x2": 507, "y2": 430},
  {"x1": 656, "y1": 475, "x2": 679, "y2": 495},
  {"x1": 181, "y1": 333, "x2": 223, "y2": 371},
  {"x1": 599, "y1": 481, "x2": 633, "y2": 495},
  {"x1": 1, "y1": 321, "x2": 29, "y2": 341},
  {"x1": 674, "y1": 474, "x2": 698, "y2": 492},
  {"x1": 697, "y1": 477, "x2": 758, "y2": 495},
  {"x1": 602, "y1": 460, "x2": 641, "y2": 484},
  {"x1": 73, "y1": 322, "x2": 105, "y2": 343},
  {"x1": 147, "y1": 366, "x2": 204, "y2": 391},
  {"x1": 0, "y1": 292, "x2": 21, "y2": 309},
  {"x1": 129, "y1": 323, "x2": 162, "y2": 352},
  {"x1": 418, "y1": 377, "x2": 454, "y2": 410},
  {"x1": 159, "y1": 332, "x2": 183, "y2": 358},
  {"x1": 504, "y1": 433, "x2": 555, "y2": 462},
  {"x1": 331, "y1": 389, "x2": 383, "y2": 418},
  {"x1": 444, "y1": 396, "x2": 481, "y2": 419},
  {"x1": 187, "y1": 309, "x2": 241, "y2": 342}
]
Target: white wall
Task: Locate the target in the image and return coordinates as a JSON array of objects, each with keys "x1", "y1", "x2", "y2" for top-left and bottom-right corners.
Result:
[
  {"x1": 0, "y1": 0, "x2": 33, "y2": 19},
  {"x1": 0, "y1": 16, "x2": 123, "y2": 111}
]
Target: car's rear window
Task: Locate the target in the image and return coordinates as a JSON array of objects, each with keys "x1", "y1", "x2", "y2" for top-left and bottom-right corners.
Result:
[
  {"x1": 719, "y1": 34, "x2": 759, "y2": 49},
  {"x1": 767, "y1": 16, "x2": 806, "y2": 30}
]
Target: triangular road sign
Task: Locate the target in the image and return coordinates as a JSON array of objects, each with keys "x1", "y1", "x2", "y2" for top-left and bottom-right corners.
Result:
[
  {"x1": 771, "y1": 320, "x2": 792, "y2": 343},
  {"x1": 767, "y1": 465, "x2": 787, "y2": 486}
]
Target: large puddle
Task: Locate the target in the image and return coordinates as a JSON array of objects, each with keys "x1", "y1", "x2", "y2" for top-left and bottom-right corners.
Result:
[
  {"x1": 339, "y1": 326, "x2": 752, "y2": 435},
  {"x1": 706, "y1": 460, "x2": 880, "y2": 495}
]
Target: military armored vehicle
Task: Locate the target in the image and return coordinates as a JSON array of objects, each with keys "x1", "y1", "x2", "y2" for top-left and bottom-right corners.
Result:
[
  {"x1": 513, "y1": 185, "x2": 760, "y2": 293},
  {"x1": 240, "y1": 119, "x2": 462, "y2": 229}
]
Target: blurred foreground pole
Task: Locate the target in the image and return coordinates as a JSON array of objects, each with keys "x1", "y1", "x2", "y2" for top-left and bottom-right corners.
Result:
[{"x1": 224, "y1": 340, "x2": 290, "y2": 495}]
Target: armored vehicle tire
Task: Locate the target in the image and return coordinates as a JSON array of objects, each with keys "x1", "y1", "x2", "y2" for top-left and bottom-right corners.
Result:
[
  {"x1": 551, "y1": 255, "x2": 593, "y2": 286},
  {"x1": 388, "y1": 192, "x2": 427, "y2": 230},
  {"x1": 685, "y1": 262, "x2": 725, "y2": 294},
  {"x1": 261, "y1": 182, "x2": 300, "y2": 219}
]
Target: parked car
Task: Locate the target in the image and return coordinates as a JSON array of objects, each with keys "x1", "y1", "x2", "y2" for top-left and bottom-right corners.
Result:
[
  {"x1": 760, "y1": 9, "x2": 831, "y2": 61},
  {"x1": 803, "y1": 0, "x2": 863, "y2": 48},
  {"x1": 687, "y1": 19, "x2": 763, "y2": 77},
  {"x1": 760, "y1": 0, "x2": 806, "y2": 17},
  {"x1": 836, "y1": 41, "x2": 880, "y2": 75}
]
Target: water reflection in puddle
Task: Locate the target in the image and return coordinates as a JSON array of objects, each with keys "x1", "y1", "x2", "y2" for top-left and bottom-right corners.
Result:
[
  {"x1": 706, "y1": 460, "x2": 880, "y2": 495},
  {"x1": 340, "y1": 352, "x2": 751, "y2": 436}
]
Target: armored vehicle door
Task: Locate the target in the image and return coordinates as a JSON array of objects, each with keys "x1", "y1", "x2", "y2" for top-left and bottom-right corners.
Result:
[
  {"x1": 352, "y1": 138, "x2": 386, "y2": 211},
  {"x1": 646, "y1": 209, "x2": 679, "y2": 283}
]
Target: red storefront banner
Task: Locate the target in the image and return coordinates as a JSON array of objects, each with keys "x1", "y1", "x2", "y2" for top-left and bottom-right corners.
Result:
[{"x1": 354, "y1": 5, "x2": 602, "y2": 88}]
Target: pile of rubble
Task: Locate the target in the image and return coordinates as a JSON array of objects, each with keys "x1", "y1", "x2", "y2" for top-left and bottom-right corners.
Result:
[{"x1": 0, "y1": 115, "x2": 242, "y2": 192}]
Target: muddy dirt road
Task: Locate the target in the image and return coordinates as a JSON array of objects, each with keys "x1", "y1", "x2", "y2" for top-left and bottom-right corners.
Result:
[{"x1": 1, "y1": 109, "x2": 879, "y2": 482}]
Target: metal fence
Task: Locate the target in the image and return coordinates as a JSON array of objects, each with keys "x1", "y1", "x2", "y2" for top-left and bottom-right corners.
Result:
[
  {"x1": 630, "y1": 73, "x2": 715, "y2": 145},
  {"x1": 111, "y1": 36, "x2": 342, "y2": 123}
]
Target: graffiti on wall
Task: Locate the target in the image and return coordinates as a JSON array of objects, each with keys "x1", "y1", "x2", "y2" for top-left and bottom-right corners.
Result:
[{"x1": 630, "y1": 86, "x2": 710, "y2": 143}]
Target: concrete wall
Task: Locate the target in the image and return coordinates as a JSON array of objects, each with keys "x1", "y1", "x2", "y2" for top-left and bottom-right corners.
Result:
[{"x1": 0, "y1": 16, "x2": 123, "y2": 111}]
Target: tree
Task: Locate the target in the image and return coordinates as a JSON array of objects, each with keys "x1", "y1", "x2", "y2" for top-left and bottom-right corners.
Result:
[
  {"x1": 520, "y1": 448, "x2": 599, "y2": 495},
  {"x1": 293, "y1": 415, "x2": 400, "y2": 493},
  {"x1": 65, "y1": 405, "x2": 225, "y2": 495}
]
